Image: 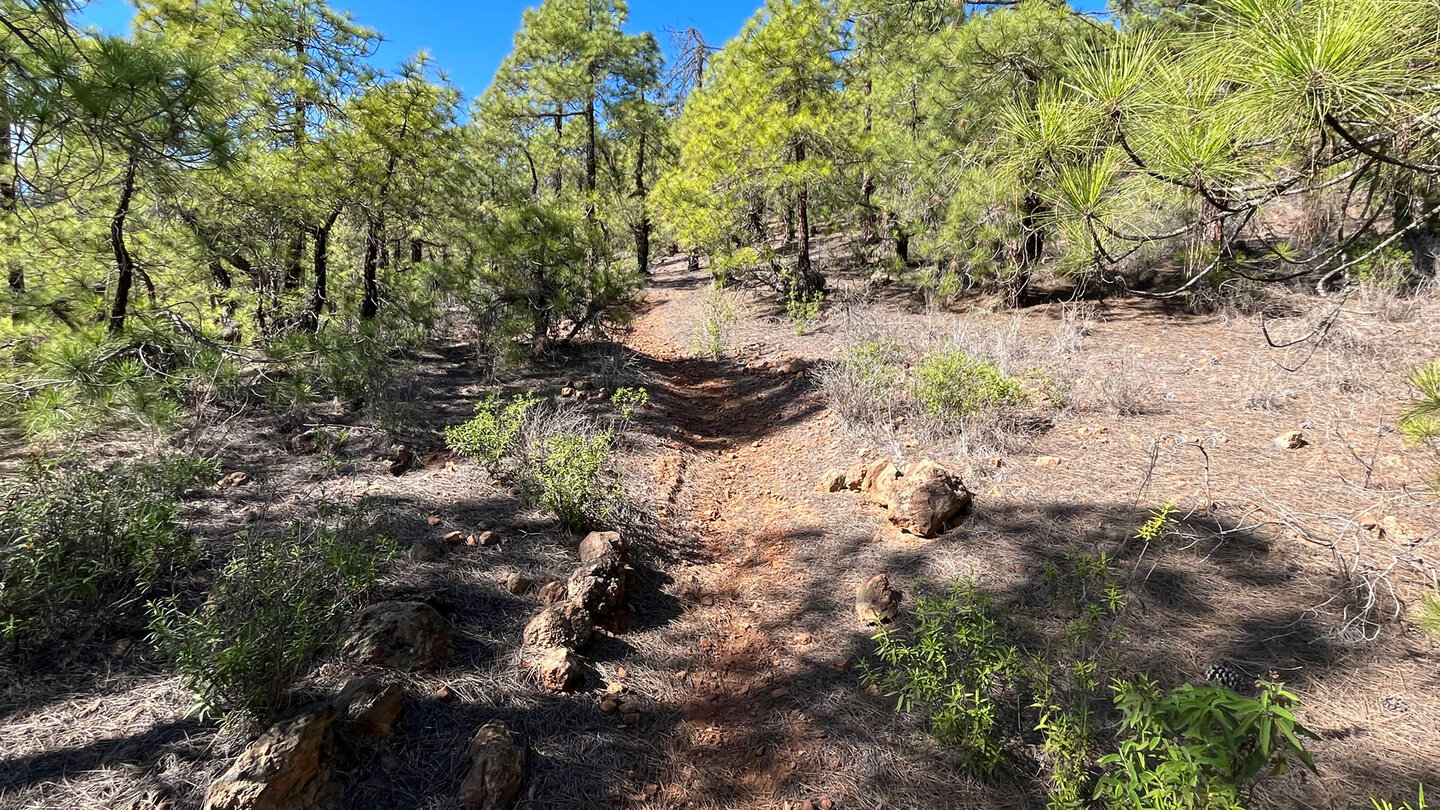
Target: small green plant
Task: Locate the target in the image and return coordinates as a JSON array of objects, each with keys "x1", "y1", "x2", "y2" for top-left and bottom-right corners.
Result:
[
  {"x1": 1417, "y1": 593, "x2": 1440, "y2": 635},
  {"x1": 448, "y1": 393, "x2": 621, "y2": 530},
  {"x1": 786, "y1": 289, "x2": 823, "y2": 334},
  {"x1": 611, "y1": 386, "x2": 650, "y2": 420},
  {"x1": 444, "y1": 393, "x2": 538, "y2": 471},
  {"x1": 0, "y1": 454, "x2": 218, "y2": 649},
  {"x1": 148, "y1": 503, "x2": 396, "y2": 724},
  {"x1": 529, "y1": 431, "x2": 621, "y2": 530},
  {"x1": 912, "y1": 346, "x2": 1031, "y2": 418},
  {"x1": 1095, "y1": 677, "x2": 1319, "y2": 810},
  {"x1": 1137, "y1": 501, "x2": 1179, "y2": 544},
  {"x1": 861, "y1": 579, "x2": 1022, "y2": 772},
  {"x1": 695, "y1": 278, "x2": 736, "y2": 359},
  {"x1": 1371, "y1": 786, "x2": 1427, "y2": 810},
  {"x1": 1399, "y1": 361, "x2": 1440, "y2": 490}
]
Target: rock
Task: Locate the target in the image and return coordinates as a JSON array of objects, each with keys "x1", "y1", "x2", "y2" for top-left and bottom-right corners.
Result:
[
  {"x1": 444, "y1": 530, "x2": 466, "y2": 546},
  {"x1": 567, "y1": 552, "x2": 631, "y2": 619},
  {"x1": 843, "y1": 461, "x2": 869, "y2": 491},
  {"x1": 530, "y1": 646, "x2": 582, "y2": 692},
  {"x1": 459, "y1": 720, "x2": 525, "y2": 810},
  {"x1": 434, "y1": 685, "x2": 454, "y2": 704},
  {"x1": 290, "y1": 430, "x2": 321, "y2": 456},
  {"x1": 202, "y1": 709, "x2": 335, "y2": 810},
  {"x1": 501, "y1": 572, "x2": 533, "y2": 595},
  {"x1": 522, "y1": 602, "x2": 594, "y2": 650},
  {"x1": 856, "y1": 574, "x2": 902, "y2": 626},
  {"x1": 1274, "y1": 431, "x2": 1307, "y2": 449},
  {"x1": 867, "y1": 270, "x2": 896, "y2": 288},
  {"x1": 862, "y1": 459, "x2": 901, "y2": 506},
  {"x1": 578, "y1": 530, "x2": 626, "y2": 564},
  {"x1": 409, "y1": 536, "x2": 447, "y2": 563},
  {"x1": 388, "y1": 448, "x2": 417, "y2": 476},
  {"x1": 560, "y1": 386, "x2": 576, "y2": 398},
  {"x1": 342, "y1": 601, "x2": 452, "y2": 672},
  {"x1": 600, "y1": 696, "x2": 618, "y2": 714},
  {"x1": 537, "y1": 581, "x2": 568, "y2": 605},
  {"x1": 816, "y1": 468, "x2": 848, "y2": 493},
  {"x1": 1034, "y1": 456, "x2": 1063, "y2": 468},
  {"x1": 334, "y1": 678, "x2": 404, "y2": 739},
  {"x1": 218, "y1": 471, "x2": 250, "y2": 488},
  {"x1": 478, "y1": 531, "x2": 499, "y2": 547},
  {"x1": 886, "y1": 459, "x2": 972, "y2": 538}
]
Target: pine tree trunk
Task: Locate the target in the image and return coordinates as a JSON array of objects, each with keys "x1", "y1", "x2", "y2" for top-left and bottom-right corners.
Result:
[
  {"x1": 284, "y1": 232, "x2": 304, "y2": 289},
  {"x1": 552, "y1": 110, "x2": 564, "y2": 195},
  {"x1": 310, "y1": 208, "x2": 339, "y2": 319},
  {"x1": 1, "y1": 85, "x2": 22, "y2": 297},
  {"x1": 107, "y1": 157, "x2": 138, "y2": 336},
  {"x1": 361, "y1": 212, "x2": 381, "y2": 319},
  {"x1": 634, "y1": 126, "x2": 651, "y2": 275},
  {"x1": 860, "y1": 77, "x2": 878, "y2": 244},
  {"x1": 793, "y1": 141, "x2": 822, "y2": 298},
  {"x1": 410, "y1": 238, "x2": 423, "y2": 266}
]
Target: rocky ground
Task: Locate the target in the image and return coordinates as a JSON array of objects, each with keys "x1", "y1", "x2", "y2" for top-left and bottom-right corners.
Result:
[{"x1": 2, "y1": 246, "x2": 1439, "y2": 810}]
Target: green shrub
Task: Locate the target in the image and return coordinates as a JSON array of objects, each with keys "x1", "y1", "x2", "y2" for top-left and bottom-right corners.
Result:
[
  {"x1": 148, "y1": 503, "x2": 395, "y2": 724},
  {"x1": 447, "y1": 393, "x2": 621, "y2": 531},
  {"x1": 786, "y1": 289, "x2": 823, "y2": 334},
  {"x1": 912, "y1": 347, "x2": 1031, "y2": 418},
  {"x1": 0, "y1": 454, "x2": 218, "y2": 649},
  {"x1": 862, "y1": 579, "x2": 1022, "y2": 772},
  {"x1": 611, "y1": 386, "x2": 650, "y2": 420},
  {"x1": 1095, "y1": 677, "x2": 1318, "y2": 810},
  {"x1": 1418, "y1": 593, "x2": 1440, "y2": 635},
  {"x1": 444, "y1": 393, "x2": 538, "y2": 471},
  {"x1": 529, "y1": 432, "x2": 620, "y2": 531},
  {"x1": 1399, "y1": 361, "x2": 1440, "y2": 490},
  {"x1": 818, "y1": 339, "x2": 906, "y2": 426}
]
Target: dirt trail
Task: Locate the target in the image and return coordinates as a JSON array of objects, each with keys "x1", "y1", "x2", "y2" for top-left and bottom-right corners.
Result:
[{"x1": 615, "y1": 262, "x2": 1013, "y2": 809}]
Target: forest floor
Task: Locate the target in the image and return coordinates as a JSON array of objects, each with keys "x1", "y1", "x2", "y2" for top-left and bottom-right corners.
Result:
[{"x1": 3, "y1": 241, "x2": 1440, "y2": 810}]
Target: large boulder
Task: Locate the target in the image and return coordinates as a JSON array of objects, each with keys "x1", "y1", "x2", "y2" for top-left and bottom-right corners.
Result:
[
  {"x1": 459, "y1": 720, "x2": 525, "y2": 810},
  {"x1": 578, "y1": 530, "x2": 626, "y2": 564},
  {"x1": 856, "y1": 573, "x2": 902, "y2": 626},
  {"x1": 342, "y1": 601, "x2": 452, "y2": 672},
  {"x1": 202, "y1": 709, "x2": 336, "y2": 810},
  {"x1": 886, "y1": 459, "x2": 972, "y2": 538},
  {"x1": 843, "y1": 461, "x2": 870, "y2": 491},
  {"x1": 567, "y1": 552, "x2": 631, "y2": 619},
  {"x1": 522, "y1": 602, "x2": 594, "y2": 651},
  {"x1": 333, "y1": 677, "x2": 404, "y2": 740}
]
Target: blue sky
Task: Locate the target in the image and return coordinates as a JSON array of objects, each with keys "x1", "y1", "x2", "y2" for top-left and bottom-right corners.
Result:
[{"x1": 79, "y1": 0, "x2": 1109, "y2": 102}]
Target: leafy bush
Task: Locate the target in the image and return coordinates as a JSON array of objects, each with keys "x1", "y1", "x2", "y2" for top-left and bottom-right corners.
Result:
[
  {"x1": 447, "y1": 393, "x2": 621, "y2": 530},
  {"x1": 913, "y1": 347, "x2": 1032, "y2": 418},
  {"x1": 694, "y1": 279, "x2": 737, "y2": 359},
  {"x1": 862, "y1": 580, "x2": 1022, "y2": 772},
  {"x1": 611, "y1": 386, "x2": 650, "y2": 420},
  {"x1": 148, "y1": 503, "x2": 396, "y2": 724},
  {"x1": 1096, "y1": 677, "x2": 1318, "y2": 810},
  {"x1": 0, "y1": 454, "x2": 218, "y2": 649},
  {"x1": 444, "y1": 393, "x2": 539, "y2": 471},
  {"x1": 786, "y1": 289, "x2": 823, "y2": 334}
]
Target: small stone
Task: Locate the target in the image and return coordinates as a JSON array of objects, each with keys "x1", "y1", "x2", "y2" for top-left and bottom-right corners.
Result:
[
  {"x1": 819, "y1": 797, "x2": 834, "y2": 810},
  {"x1": 537, "y1": 581, "x2": 568, "y2": 605},
  {"x1": 478, "y1": 531, "x2": 499, "y2": 547},
  {"x1": 427, "y1": 515, "x2": 441, "y2": 527},
  {"x1": 600, "y1": 698, "x2": 619, "y2": 715},
  {"x1": 856, "y1": 574, "x2": 902, "y2": 626},
  {"x1": 622, "y1": 712, "x2": 639, "y2": 726},
  {"x1": 459, "y1": 720, "x2": 524, "y2": 810},
  {"x1": 1034, "y1": 456, "x2": 1063, "y2": 468},
  {"x1": 444, "y1": 530, "x2": 465, "y2": 545},
  {"x1": 816, "y1": 468, "x2": 848, "y2": 493},
  {"x1": 793, "y1": 632, "x2": 812, "y2": 645},
  {"x1": 388, "y1": 448, "x2": 417, "y2": 476},
  {"x1": 502, "y1": 573, "x2": 533, "y2": 595},
  {"x1": 531, "y1": 646, "x2": 582, "y2": 692},
  {"x1": 834, "y1": 658, "x2": 852, "y2": 671},
  {"x1": 578, "y1": 530, "x2": 625, "y2": 564},
  {"x1": 1274, "y1": 430, "x2": 1307, "y2": 449},
  {"x1": 619, "y1": 700, "x2": 639, "y2": 715},
  {"x1": 561, "y1": 386, "x2": 576, "y2": 398},
  {"x1": 523, "y1": 602, "x2": 593, "y2": 650},
  {"x1": 434, "y1": 686, "x2": 454, "y2": 704},
  {"x1": 334, "y1": 678, "x2": 404, "y2": 739},
  {"x1": 617, "y1": 666, "x2": 629, "y2": 678},
  {"x1": 409, "y1": 536, "x2": 447, "y2": 562}
]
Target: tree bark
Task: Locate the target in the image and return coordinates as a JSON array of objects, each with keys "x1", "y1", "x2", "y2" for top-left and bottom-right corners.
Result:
[
  {"x1": 410, "y1": 238, "x2": 423, "y2": 266},
  {"x1": 634, "y1": 124, "x2": 651, "y2": 275},
  {"x1": 1, "y1": 83, "x2": 22, "y2": 297},
  {"x1": 107, "y1": 156, "x2": 138, "y2": 336},
  {"x1": 361, "y1": 211, "x2": 381, "y2": 319},
  {"x1": 284, "y1": 231, "x2": 304, "y2": 289},
  {"x1": 552, "y1": 109, "x2": 564, "y2": 195},
  {"x1": 310, "y1": 207, "x2": 339, "y2": 320},
  {"x1": 792, "y1": 141, "x2": 822, "y2": 298}
]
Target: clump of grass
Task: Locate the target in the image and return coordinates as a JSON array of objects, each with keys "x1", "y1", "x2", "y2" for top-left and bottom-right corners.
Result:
[
  {"x1": 0, "y1": 454, "x2": 219, "y2": 650},
  {"x1": 694, "y1": 279, "x2": 737, "y2": 359},
  {"x1": 1098, "y1": 358, "x2": 1158, "y2": 416},
  {"x1": 1051, "y1": 302, "x2": 1096, "y2": 355},
  {"x1": 1399, "y1": 361, "x2": 1440, "y2": 491}
]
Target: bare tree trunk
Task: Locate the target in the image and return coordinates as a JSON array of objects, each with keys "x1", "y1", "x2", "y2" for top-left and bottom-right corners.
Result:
[
  {"x1": 860, "y1": 77, "x2": 878, "y2": 244},
  {"x1": 284, "y1": 232, "x2": 304, "y2": 289},
  {"x1": 410, "y1": 238, "x2": 423, "y2": 266},
  {"x1": 361, "y1": 211, "x2": 381, "y2": 319},
  {"x1": 107, "y1": 157, "x2": 138, "y2": 336},
  {"x1": 310, "y1": 207, "x2": 339, "y2": 320},
  {"x1": 1, "y1": 84, "x2": 21, "y2": 298},
  {"x1": 634, "y1": 124, "x2": 651, "y2": 275},
  {"x1": 792, "y1": 141, "x2": 823, "y2": 299},
  {"x1": 552, "y1": 109, "x2": 563, "y2": 195}
]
